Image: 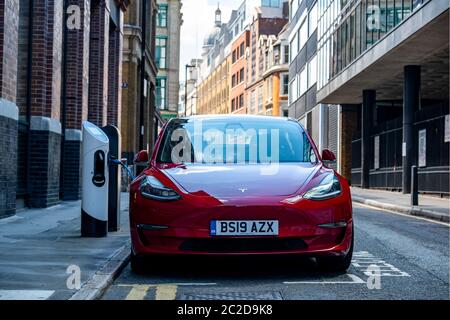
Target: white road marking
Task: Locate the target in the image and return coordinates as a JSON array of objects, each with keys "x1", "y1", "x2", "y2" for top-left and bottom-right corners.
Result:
[
  {"x1": 0, "y1": 290, "x2": 54, "y2": 300},
  {"x1": 353, "y1": 203, "x2": 450, "y2": 227},
  {"x1": 283, "y1": 273, "x2": 365, "y2": 285},
  {"x1": 352, "y1": 251, "x2": 410, "y2": 277}
]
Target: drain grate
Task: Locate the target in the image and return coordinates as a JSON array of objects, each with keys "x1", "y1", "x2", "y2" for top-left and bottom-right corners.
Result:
[{"x1": 180, "y1": 291, "x2": 283, "y2": 300}]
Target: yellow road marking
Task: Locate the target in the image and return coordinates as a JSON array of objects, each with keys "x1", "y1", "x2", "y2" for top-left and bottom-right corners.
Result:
[
  {"x1": 125, "y1": 284, "x2": 151, "y2": 300},
  {"x1": 155, "y1": 284, "x2": 178, "y2": 300}
]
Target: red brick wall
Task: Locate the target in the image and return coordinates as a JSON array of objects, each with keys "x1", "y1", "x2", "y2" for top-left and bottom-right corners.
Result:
[
  {"x1": 30, "y1": 0, "x2": 63, "y2": 119},
  {"x1": 107, "y1": 26, "x2": 122, "y2": 128},
  {"x1": 0, "y1": 0, "x2": 19, "y2": 102},
  {"x1": 88, "y1": 0, "x2": 110, "y2": 127},
  {"x1": 65, "y1": 0, "x2": 91, "y2": 129}
]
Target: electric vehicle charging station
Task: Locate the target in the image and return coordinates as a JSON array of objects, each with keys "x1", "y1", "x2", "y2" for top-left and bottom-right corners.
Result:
[
  {"x1": 101, "y1": 125, "x2": 122, "y2": 232},
  {"x1": 81, "y1": 121, "x2": 109, "y2": 237}
]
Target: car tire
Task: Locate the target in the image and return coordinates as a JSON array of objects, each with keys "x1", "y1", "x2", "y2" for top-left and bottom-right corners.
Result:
[
  {"x1": 316, "y1": 228, "x2": 354, "y2": 273},
  {"x1": 130, "y1": 250, "x2": 146, "y2": 274}
]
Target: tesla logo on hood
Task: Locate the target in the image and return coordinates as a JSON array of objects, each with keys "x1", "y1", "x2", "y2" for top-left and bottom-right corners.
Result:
[{"x1": 238, "y1": 188, "x2": 248, "y2": 193}]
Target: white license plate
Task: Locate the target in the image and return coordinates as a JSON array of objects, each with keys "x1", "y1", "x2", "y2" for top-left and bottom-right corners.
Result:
[{"x1": 210, "y1": 220, "x2": 279, "y2": 236}]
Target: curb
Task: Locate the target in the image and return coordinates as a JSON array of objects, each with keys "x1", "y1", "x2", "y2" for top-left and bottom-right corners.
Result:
[
  {"x1": 352, "y1": 196, "x2": 449, "y2": 223},
  {"x1": 69, "y1": 241, "x2": 131, "y2": 300}
]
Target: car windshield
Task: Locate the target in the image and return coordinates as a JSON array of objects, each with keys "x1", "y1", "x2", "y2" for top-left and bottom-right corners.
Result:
[{"x1": 157, "y1": 117, "x2": 314, "y2": 164}]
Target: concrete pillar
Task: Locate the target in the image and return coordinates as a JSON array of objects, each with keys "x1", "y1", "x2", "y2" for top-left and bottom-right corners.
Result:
[
  {"x1": 361, "y1": 90, "x2": 375, "y2": 189},
  {"x1": 402, "y1": 65, "x2": 421, "y2": 194},
  {"x1": 339, "y1": 104, "x2": 359, "y2": 184}
]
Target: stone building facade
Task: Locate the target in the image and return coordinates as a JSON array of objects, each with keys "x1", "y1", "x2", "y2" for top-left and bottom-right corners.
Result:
[
  {"x1": 0, "y1": 0, "x2": 130, "y2": 218},
  {"x1": 121, "y1": 0, "x2": 161, "y2": 163},
  {"x1": 155, "y1": 0, "x2": 182, "y2": 120}
]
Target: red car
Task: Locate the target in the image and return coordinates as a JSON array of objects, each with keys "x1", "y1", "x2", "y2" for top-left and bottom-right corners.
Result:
[{"x1": 129, "y1": 116, "x2": 353, "y2": 273}]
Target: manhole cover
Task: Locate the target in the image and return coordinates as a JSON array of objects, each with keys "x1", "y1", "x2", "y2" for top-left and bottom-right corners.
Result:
[{"x1": 180, "y1": 291, "x2": 283, "y2": 300}]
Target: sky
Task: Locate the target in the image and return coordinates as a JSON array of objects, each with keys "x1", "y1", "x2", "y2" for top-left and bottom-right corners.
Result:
[{"x1": 179, "y1": 0, "x2": 243, "y2": 81}]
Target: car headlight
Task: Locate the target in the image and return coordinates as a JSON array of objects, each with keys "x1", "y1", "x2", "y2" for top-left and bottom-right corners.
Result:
[
  {"x1": 140, "y1": 176, "x2": 181, "y2": 201},
  {"x1": 303, "y1": 173, "x2": 341, "y2": 200}
]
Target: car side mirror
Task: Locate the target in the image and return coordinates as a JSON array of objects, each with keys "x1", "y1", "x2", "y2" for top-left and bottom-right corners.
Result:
[
  {"x1": 322, "y1": 149, "x2": 336, "y2": 163},
  {"x1": 134, "y1": 150, "x2": 149, "y2": 164}
]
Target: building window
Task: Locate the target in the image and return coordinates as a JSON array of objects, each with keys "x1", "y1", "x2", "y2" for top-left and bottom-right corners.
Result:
[
  {"x1": 231, "y1": 98, "x2": 235, "y2": 111},
  {"x1": 232, "y1": 74, "x2": 236, "y2": 87},
  {"x1": 156, "y1": 77, "x2": 167, "y2": 109},
  {"x1": 239, "y1": 94, "x2": 244, "y2": 108},
  {"x1": 281, "y1": 73, "x2": 289, "y2": 95},
  {"x1": 291, "y1": 0, "x2": 299, "y2": 19},
  {"x1": 257, "y1": 86, "x2": 263, "y2": 113},
  {"x1": 308, "y1": 55, "x2": 317, "y2": 88},
  {"x1": 232, "y1": 50, "x2": 237, "y2": 63},
  {"x1": 157, "y1": 5, "x2": 168, "y2": 27},
  {"x1": 290, "y1": 32, "x2": 298, "y2": 62},
  {"x1": 240, "y1": 42, "x2": 245, "y2": 57},
  {"x1": 262, "y1": 0, "x2": 280, "y2": 8},
  {"x1": 308, "y1": 2, "x2": 318, "y2": 36},
  {"x1": 299, "y1": 67, "x2": 307, "y2": 96},
  {"x1": 155, "y1": 37, "x2": 167, "y2": 69},
  {"x1": 239, "y1": 68, "x2": 244, "y2": 83},
  {"x1": 289, "y1": 76, "x2": 298, "y2": 103},
  {"x1": 299, "y1": 19, "x2": 308, "y2": 51},
  {"x1": 283, "y1": 45, "x2": 289, "y2": 64}
]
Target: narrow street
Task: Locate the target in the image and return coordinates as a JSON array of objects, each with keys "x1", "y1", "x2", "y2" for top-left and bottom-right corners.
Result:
[{"x1": 102, "y1": 203, "x2": 450, "y2": 300}]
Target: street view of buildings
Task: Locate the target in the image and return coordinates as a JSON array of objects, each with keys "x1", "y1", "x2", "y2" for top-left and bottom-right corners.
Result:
[
  {"x1": 0, "y1": 0, "x2": 448, "y2": 302},
  {"x1": 181, "y1": 0, "x2": 449, "y2": 197}
]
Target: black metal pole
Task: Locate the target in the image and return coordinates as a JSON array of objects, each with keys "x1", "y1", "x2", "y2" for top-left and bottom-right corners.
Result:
[
  {"x1": 184, "y1": 65, "x2": 188, "y2": 117},
  {"x1": 361, "y1": 90, "x2": 375, "y2": 189},
  {"x1": 411, "y1": 165, "x2": 418, "y2": 206},
  {"x1": 402, "y1": 65, "x2": 420, "y2": 194}
]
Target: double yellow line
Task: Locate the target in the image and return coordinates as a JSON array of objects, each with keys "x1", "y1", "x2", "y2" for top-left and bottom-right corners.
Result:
[{"x1": 120, "y1": 284, "x2": 177, "y2": 300}]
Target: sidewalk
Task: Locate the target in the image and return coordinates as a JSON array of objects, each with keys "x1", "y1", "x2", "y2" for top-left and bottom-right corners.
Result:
[
  {"x1": 351, "y1": 187, "x2": 450, "y2": 222},
  {"x1": 0, "y1": 193, "x2": 131, "y2": 300}
]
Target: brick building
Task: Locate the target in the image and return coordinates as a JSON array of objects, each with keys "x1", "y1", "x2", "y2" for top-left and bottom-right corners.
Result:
[
  {"x1": 155, "y1": 0, "x2": 182, "y2": 120},
  {"x1": 121, "y1": 0, "x2": 161, "y2": 163},
  {"x1": 230, "y1": 31, "x2": 249, "y2": 114},
  {"x1": 0, "y1": 0, "x2": 131, "y2": 218},
  {"x1": 245, "y1": 9, "x2": 288, "y2": 115}
]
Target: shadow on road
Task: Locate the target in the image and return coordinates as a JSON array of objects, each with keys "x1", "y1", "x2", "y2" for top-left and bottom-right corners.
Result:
[{"x1": 133, "y1": 255, "x2": 345, "y2": 282}]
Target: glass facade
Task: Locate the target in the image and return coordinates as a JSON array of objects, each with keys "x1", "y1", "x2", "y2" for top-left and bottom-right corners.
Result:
[
  {"x1": 288, "y1": 1, "x2": 318, "y2": 104},
  {"x1": 317, "y1": 0, "x2": 430, "y2": 90}
]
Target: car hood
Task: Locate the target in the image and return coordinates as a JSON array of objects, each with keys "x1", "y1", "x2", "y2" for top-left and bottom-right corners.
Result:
[{"x1": 161, "y1": 163, "x2": 319, "y2": 198}]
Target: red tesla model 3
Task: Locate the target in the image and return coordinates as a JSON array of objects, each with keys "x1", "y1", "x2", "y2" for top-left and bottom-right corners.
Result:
[{"x1": 129, "y1": 115, "x2": 353, "y2": 273}]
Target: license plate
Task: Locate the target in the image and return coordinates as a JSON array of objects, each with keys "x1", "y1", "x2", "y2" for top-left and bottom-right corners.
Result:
[{"x1": 210, "y1": 220, "x2": 279, "y2": 236}]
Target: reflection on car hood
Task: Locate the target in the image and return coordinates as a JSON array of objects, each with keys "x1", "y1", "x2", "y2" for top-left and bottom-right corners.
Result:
[{"x1": 162, "y1": 163, "x2": 319, "y2": 198}]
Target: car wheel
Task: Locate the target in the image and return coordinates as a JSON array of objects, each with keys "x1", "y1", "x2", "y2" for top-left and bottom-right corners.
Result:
[
  {"x1": 316, "y1": 228, "x2": 354, "y2": 273},
  {"x1": 130, "y1": 250, "x2": 146, "y2": 274}
]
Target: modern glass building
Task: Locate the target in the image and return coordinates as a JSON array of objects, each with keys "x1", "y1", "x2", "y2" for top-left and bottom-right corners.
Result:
[
  {"x1": 289, "y1": 0, "x2": 449, "y2": 195},
  {"x1": 317, "y1": 0, "x2": 432, "y2": 90}
]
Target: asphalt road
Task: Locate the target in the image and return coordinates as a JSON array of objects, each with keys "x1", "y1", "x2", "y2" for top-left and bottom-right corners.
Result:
[{"x1": 102, "y1": 203, "x2": 450, "y2": 300}]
